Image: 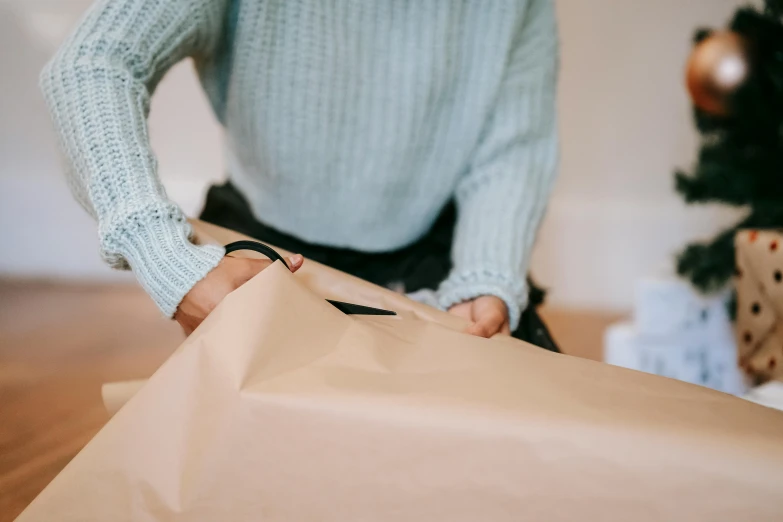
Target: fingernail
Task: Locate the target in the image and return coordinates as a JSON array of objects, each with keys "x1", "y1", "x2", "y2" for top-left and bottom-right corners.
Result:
[{"x1": 288, "y1": 254, "x2": 303, "y2": 268}]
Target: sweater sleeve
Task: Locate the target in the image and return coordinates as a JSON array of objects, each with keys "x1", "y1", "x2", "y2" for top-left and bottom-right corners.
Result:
[
  {"x1": 436, "y1": 0, "x2": 559, "y2": 330},
  {"x1": 40, "y1": 0, "x2": 229, "y2": 317}
]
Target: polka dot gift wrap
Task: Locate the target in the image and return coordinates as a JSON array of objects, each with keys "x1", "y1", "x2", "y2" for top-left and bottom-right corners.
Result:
[{"x1": 735, "y1": 229, "x2": 783, "y2": 383}]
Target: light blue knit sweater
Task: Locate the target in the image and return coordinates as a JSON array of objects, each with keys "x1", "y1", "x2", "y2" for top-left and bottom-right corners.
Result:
[{"x1": 41, "y1": 0, "x2": 559, "y2": 329}]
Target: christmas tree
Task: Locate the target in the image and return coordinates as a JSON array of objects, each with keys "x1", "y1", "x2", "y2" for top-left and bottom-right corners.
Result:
[{"x1": 675, "y1": 0, "x2": 783, "y2": 294}]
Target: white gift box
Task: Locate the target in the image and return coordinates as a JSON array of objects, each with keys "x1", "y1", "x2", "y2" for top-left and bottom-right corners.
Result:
[
  {"x1": 605, "y1": 276, "x2": 747, "y2": 395},
  {"x1": 634, "y1": 276, "x2": 731, "y2": 337},
  {"x1": 603, "y1": 323, "x2": 641, "y2": 371},
  {"x1": 604, "y1": 322, "x2": 746, "y2": 394}
]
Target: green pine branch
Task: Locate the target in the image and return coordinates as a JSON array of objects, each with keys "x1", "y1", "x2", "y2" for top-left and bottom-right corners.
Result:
[{"x1": 677, "y1": 205, "x2": 783, "y2": 293}]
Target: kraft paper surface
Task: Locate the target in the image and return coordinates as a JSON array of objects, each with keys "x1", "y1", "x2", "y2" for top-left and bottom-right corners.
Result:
[
  {"x1": 16, "y1": 222, "x2": 783, "y2": 522},
  {"x1": 101, "y1": 219, "x2": 469, "y2": 416},
  {"x1": 192, "y1": 219, "x2": 468, "y2": 331},
  {"x1": 102, "y1": 379, "x2": 147, "y2": 417}
]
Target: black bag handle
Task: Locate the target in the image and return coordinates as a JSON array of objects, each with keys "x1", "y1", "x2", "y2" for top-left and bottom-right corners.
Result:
[
  {"x1": 225, "y1": 240, "x2": 290, "y2": 268},
  {"x1": 223, "y1": 240, "x2": 396, "y2": 316}
]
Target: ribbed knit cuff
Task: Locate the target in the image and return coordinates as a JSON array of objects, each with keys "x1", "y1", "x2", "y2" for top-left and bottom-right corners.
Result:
[
  {"x1": 104, "y1": 215, "x2": 226, "y2": 317},
  {"x1": 437, "y1": 271, "x2": 528, "y2": 332}
]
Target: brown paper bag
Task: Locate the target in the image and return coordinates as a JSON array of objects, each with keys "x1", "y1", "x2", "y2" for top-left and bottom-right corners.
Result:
[
  {"x1": 16, "y1": 229, "x2": 783, "y2": 521},
  {"x1": 735, "y1": 229, "x2": 783, "y2": 382},
  {"x1": 102, "y1": 379, "x2": 147, "y2": 417}
]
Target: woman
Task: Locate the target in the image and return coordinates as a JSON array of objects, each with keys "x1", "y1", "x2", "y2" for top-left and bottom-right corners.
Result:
[{"x1": 41, "y1": 0, "x2": 559, "y2": 342}]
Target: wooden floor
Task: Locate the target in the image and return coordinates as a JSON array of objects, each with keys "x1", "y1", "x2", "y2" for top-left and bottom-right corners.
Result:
[{"x1": 0, "y1": 280, "x2": 623, "y2": 521}]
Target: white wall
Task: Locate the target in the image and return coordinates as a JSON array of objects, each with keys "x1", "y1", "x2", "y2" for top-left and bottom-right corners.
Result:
[
  {"x1": 0, "y1": 0, "x2": 223, "y2": 281},
  {"x1": 0, "y1": 0, "x2": 752, "y2": 309},
  {"x1": 532, "y1": 0, "x2": 749, "y2": 310}
]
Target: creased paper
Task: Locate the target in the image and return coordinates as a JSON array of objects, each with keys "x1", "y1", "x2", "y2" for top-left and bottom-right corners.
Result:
[{"x1": 15, "y1": 223, "x2": 783, "y2": 522}]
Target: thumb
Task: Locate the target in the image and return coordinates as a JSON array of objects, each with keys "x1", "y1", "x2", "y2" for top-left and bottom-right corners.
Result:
[
  {"x1": 448, "y1": 301, "x2": 473, "y2": 321},
  {"x1": 233, "y1": 257, "x2": 273, "y2": 285},
  {"x1": 232, "y1": 254, "x2": 305, "y2": 285}
]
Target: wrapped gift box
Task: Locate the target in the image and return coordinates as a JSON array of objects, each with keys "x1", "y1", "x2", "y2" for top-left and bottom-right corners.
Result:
[
  {"x1": 634, "y1": 276, "x2": 732, "y2": 337},
  {"x1": 605, "y1": 276, "x2": 745, "y2": 394},
  {"x1": 735, "y1": 229, "x2": 783, "y2": 382}
]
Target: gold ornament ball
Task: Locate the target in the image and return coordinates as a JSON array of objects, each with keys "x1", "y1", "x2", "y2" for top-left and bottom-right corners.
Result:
[{"x1": 685, "y1": 31, "x2": 751, "y2": 116}]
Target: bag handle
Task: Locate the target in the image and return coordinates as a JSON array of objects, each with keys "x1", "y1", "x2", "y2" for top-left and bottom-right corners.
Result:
[
  {"x1": 225, "y1": 240, "x2": 289, "y2": 269},
  {"x1": 223, "y1": 240, "x2": 396, "y2": 317}
]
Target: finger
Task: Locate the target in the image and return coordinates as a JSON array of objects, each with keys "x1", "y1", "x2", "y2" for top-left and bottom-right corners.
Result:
[
  {"x1": 467, "y1": 310, "x2": 505, "y2": 338},
  {"x1": 233, "y1": 258, "x2": 273, "y2": 285},
  {"x1": 466, "y1": 322, "x2": 493, "y2": 338},
  {"x1": 501, "y1": 322, "x2": 511, "y2": 336},
  {"x1": 173, "y1": 309, "x2": 198, "y2": 336},
  {"x1": 287, "y1": 254, "x2": 304, "y2": 272},
  {"x1": 448, "y1": 302, "x2": 473, "y2": 321}
]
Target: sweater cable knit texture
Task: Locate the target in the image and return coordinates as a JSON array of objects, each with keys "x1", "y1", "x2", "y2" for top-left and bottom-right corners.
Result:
[{"x1": 41, "y1": 0, "x2": 559, "y2": 328}]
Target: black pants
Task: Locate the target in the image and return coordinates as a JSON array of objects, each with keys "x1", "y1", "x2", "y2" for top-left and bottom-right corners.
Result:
[{"x1": 200, "y1": 182, "x2": 559, "y2": 352}]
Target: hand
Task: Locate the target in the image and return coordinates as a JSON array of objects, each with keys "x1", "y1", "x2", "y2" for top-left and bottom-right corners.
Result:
[
  {"x1": 448, "y1": 295, "x2": 510, "y2": 338},
  {"x1": 174, "y1": 253, "x2": 304, "y2": 335}
]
